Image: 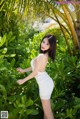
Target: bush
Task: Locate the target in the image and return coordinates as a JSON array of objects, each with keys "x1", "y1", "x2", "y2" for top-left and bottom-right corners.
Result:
[{"x1": 0, "y1": 28, "x2": 80, "y2": 119}]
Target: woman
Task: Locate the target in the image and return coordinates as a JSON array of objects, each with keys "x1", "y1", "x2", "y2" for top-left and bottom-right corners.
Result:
[{"x1": 17, "y1": 34, "x2": 56, "y2": 119}]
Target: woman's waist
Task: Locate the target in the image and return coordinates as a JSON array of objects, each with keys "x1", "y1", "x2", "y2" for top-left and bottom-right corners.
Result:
[
  {"x1": 35, "y1": 71, "x2": 47, "y2": 77},
  {"x1": 35, "y1": 71, "x2": 53, "y2": 82}
]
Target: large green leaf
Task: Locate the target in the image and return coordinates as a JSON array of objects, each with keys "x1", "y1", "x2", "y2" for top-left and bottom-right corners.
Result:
[
  {"x1": 0, "y1": 35, "x2": 6, "y2": 47},
  {"x1": 0, "y1": 84, "x2": 7, "y2": 98},
  {"x1": 26, "y1": 109, "x2": 39, "y2": 115},
  {"x1": 26, "y1": 99, "x2": 34, "y2": 107}
]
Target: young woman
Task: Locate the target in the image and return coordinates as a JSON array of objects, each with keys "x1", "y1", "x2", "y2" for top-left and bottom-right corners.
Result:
[{"x1": 17, "y1": 34, "x2": 56, "y2": 119}]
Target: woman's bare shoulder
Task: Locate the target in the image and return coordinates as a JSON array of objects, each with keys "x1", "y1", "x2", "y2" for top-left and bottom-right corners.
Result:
[
  {"x1": 37, "y1": 53, "x2": 46, "y2": 59},
  {"x1": 37, "y1": 53, "x2": 48, "y2": 63}
]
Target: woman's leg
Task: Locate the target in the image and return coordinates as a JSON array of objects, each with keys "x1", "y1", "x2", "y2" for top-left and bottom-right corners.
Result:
[{"x1": 41, "y1": 99, "x2": 54, "y2": 119}]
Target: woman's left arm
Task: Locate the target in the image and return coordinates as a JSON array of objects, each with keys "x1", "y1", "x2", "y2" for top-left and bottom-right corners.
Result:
[
  {"x1": 17, "y1": 70, "x2": 38, "y2": 85},
  {"x1": 17, "y1": 55, "x2": 45, "y2": 85}
]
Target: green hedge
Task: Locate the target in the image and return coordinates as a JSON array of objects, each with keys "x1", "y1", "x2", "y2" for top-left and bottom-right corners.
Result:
[{"x1": 0, "y1": 28, "x2": 80, "y2": 119}]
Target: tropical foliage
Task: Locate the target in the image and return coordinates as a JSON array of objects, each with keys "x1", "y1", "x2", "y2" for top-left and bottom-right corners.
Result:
[
  {"x1": 0, "y1": 0, "x2": 80, "y2": 53},
  {"x1": 0, "y1": 0, "x2": 80, "y2": 119},
  {"x1": 0, "y1": 27, "x2": 80, "y2": 119}
]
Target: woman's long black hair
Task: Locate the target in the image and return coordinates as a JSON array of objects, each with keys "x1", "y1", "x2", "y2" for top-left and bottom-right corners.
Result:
[{"x1": 40, "y1": 34, "x2": 56, "y2": 61}]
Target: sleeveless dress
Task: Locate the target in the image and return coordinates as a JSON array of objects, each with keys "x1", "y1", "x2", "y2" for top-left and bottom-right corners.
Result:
[{"x1": 31, "y1": 54, "x2": 54, "y2": 100}]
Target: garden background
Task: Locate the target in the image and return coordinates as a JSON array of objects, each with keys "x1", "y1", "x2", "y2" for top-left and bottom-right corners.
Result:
[{"x1": 0, "y1": 0, "x2": 80, "y2": 119}]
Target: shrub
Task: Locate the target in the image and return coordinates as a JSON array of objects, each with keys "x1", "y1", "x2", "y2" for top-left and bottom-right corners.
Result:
[{"x1": 0, "y1": 28, "x2": 80, "y2": 119}]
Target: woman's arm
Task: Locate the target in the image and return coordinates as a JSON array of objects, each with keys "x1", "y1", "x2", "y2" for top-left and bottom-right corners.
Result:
[
  {"x1": 17, "y1": 55, "x2": 45, "y2": 85},
  {"x1": 16, "y1": 70, "x2": 37, "y2": 85},
  {"x1": 23, "y1": 67, "x2": 32, "y2": 72},
  {"x1": 17, "y1": 67, "x2": 32, "y2": 73}
]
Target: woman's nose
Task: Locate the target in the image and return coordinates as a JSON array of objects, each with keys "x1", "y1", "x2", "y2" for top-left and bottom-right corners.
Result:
[{"x1": 43, "y1": 43, "x2": 46, "y2": 46}]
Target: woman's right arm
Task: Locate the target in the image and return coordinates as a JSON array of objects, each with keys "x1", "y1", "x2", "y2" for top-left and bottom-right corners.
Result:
[
  {"x1": 16, "y1": 67, "x2": 32, "y2": 73},
  {"x1": 23, "y1": 67, "x2": 32, "y2": 72}
]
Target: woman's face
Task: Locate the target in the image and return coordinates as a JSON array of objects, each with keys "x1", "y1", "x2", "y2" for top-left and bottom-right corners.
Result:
[{"x1": 41, "y1": 38, "x2": 50, "y2": 51}]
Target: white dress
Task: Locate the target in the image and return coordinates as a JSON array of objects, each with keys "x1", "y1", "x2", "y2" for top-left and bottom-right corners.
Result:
[{"x1": 31, "y1": 54, "x2": 54, "y2": 100}]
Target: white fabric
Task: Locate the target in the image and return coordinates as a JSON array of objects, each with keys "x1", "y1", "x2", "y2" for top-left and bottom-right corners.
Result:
[{"x1": 31, "y1": 54, "x2": 54, "y2": 99}]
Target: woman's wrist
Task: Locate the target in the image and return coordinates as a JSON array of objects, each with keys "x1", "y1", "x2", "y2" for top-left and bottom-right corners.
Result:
[
  {"x1": 24, "y1": 77, "x2": 27, "y2": 82},
  {"x1": 24, "y1": 69, "x2": 28, "y2": 72},
  {"x1": 23, "y1": 69, "x2": 26, "y2": 72}
]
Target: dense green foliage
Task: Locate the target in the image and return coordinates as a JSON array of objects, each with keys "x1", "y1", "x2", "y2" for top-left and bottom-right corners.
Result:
[
  {"x1": 0, "y1": 0, "x2": 80, "y2": 119},
  {"x1": 0, "y1": 26, "x2": 80, "y2": 119}
]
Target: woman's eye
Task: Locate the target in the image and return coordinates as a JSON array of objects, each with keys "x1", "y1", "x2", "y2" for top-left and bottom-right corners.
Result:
[{"x1": 43, "y1": 41, "x2": 45, "y2": 43}]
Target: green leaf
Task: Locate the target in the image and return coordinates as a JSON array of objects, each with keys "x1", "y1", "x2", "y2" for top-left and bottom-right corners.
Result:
[
  {"x1": 10, "y1": 58, "x2": 15, "y2": 67},
  {"x1": 54, "y1": 99, "x2": 66, "y2": 110},
  {"x1": 0, "y1": 35, "x2": 6, "y2": 47},
  {"x1": 66, "y1": 108, "x2": 75, "y2": 118},
  {"x1": 21, "y1": 95, "x2": 26, "y2": 104},
  {"x1": 0, "y1": 67, "x2": 7, "y2": 71},
  {"x1": 5, "y1": 54, "x2": 16, "y2": 57},
  {"x1": 0, "y1": 54, "x2": 4, "y2": 58},
  {"x1": 26, "y1": 109, "x2": 39, "y2": 115},
  {"x1": 2, "y1": 48, "x2": 7, "y2": 54},
  {"x1": 26, "y1": 99, "x2": 34, "y2": 107},
  {"x1": 0, "y1": 84, "x2": 7, "y2": 97},
  {"x1": 18, "y1": 104, "x2": 25, "y2": 108}
]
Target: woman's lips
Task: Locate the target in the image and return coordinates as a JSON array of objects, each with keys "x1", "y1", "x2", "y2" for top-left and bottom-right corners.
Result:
[{"x1": 41, "y1": 47, "x2": 45, "y2": 50}]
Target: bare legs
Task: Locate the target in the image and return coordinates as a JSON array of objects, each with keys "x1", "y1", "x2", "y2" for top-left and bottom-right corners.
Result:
[{"x1": 41, "y1": 99, "x2": 54, "y2": 119}]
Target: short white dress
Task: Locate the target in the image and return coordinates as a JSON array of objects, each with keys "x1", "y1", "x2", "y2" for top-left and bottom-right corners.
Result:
[{"x1": 31, "y1": 54, "x2": 54, "y2": 100}]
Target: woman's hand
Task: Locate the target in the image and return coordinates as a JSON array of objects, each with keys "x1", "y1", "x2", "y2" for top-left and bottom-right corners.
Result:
[
  {"x1": 17, "y1": 79, "x2": 25, "y2": 85},
  {"x1": 16, "y1": 68, "x2": 24, "y2": 74}
]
